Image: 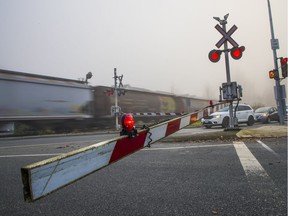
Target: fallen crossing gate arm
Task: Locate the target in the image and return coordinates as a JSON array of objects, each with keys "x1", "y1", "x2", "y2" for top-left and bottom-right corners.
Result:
[{"x1": 21, "y1": 102, "x2": 225, "y2": 202}]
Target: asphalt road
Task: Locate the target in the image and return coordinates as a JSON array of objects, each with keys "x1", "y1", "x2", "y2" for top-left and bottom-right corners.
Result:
[{"x1": 0, "y1": 134, "x2": 287, "y2": 215}]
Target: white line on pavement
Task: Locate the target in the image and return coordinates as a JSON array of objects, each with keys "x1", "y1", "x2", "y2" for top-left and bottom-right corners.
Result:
[
  {"x1": 0, "y1": 141, "x2": 92, "y2": 149},
  {"x1": 143, "y1": 143, "x2": 232, "y2": 151},
  {"x1": 0, "y1": 144, "x2": 232, "y2": 158},
  {"x1": 233, "y1": 141, "x2": 284, "y2": 200},
  {"x1": 233, "y1": 141, "x2": 268, "y2": 175},
  {"x1": 0, "y1": 153, "x2": 61, "y2": 158},
  {"x1": 256, "y1": 140, "x2": 279, "y2": 157}
]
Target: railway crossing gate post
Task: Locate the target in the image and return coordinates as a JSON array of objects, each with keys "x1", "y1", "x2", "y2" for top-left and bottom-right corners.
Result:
[{"x1": 112, "y1": 68, "x2": 125, "y2": 130}]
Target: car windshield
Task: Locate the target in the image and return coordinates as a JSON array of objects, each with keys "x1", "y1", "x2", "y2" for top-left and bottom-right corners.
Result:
[
  {"x1": 255, "y1": 107, "x2": 269, "y2": 113},
  {"x1": 218, "y1": 106, "x2": 232, "y2": 112}
]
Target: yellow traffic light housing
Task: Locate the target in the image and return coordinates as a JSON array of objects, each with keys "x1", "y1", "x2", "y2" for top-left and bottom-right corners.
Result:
[{"x1": 269, "y1": 70, "x2": 279, "y2": 80}]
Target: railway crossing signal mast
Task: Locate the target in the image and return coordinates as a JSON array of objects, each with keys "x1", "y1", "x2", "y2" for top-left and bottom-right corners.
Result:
[
  {"x1": 209, "y1": 14, "x2": 245, "y2": 129},
  {"x1": 112, "y1": 68, "x2": 125, "y2": 130}
]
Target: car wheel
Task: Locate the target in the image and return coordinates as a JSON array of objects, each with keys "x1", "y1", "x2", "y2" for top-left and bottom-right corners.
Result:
[
  {"x1": 222, "y1": 117, "x2": 229, "y2": 128},
  {"x1": 247, "y1": 115, "x2": 254, "y2": 126}
]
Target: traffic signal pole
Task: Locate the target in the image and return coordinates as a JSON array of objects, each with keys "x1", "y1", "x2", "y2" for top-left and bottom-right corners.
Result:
[{"x1": 267, "y1": 0, "x2": 286, "y2": 124}]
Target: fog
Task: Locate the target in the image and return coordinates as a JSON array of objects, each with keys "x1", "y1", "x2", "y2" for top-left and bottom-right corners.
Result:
[{"x1": 0, "y1": 0, "x2": 287, "y2": 107}]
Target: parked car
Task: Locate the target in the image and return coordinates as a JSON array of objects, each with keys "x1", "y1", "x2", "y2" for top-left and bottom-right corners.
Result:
[
  {"x1": 201, "y1": 104, "x2": 255, "y2": 128},
  {"x1": 254, "y1": 107, "x2": 279, "y2": 123}
]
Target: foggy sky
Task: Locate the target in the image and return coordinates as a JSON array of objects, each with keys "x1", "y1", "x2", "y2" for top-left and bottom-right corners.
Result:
[{"x1": 0, "y1": 0, "x2": 287, "y2": 106}]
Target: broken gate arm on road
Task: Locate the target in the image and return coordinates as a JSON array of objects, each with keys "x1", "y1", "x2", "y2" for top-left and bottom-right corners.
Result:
[{"x1": 21, "y1": 103, "x2": 225, "y2": 202}]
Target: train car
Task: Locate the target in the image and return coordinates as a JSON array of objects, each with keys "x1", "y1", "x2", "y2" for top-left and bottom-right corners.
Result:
[
  {"x1": 93, "y1": 85, "x2": 212, "y2": 128},
  {"x1": 0, "y1": 69, "x2": 93, "y2": 133},
  {"x1": 0, "y1": 69, "x2": 215, "y2": 134}
]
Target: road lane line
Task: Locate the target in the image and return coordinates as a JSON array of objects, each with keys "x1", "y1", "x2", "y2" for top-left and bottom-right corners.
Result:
[
  {"x1": 256, "y1": 140, "x2": 279, "y2": 157},
  {"x1": 0, "y1": 144, "x2": 232, "y2": 158},
  {"x1": 0, "y1": 153, "x2": 61, "y2": 158},
  {"x1": 143, "y1": 143, "x2": 232, "y2": 151},
  {"x1": 0, "y1": 141, "x2": 92, "y2": 149}
]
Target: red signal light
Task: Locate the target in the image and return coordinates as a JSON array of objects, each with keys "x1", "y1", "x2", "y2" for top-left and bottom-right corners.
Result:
[
  {"x1": 280, "y1": 57, "x2": 287, "y2": 78},
  {"x1": 230, "y1": 46, "x2": 245, "y2": 60},
  {"x1": 208, "y1": 50, "x2": 222, "y2": 63},
  {"x1": 120, "y1": 113, "x2": 137, "y2": 137},
  {"x1": 123, "y1": 113, "x2": 134, "y2": 131}
]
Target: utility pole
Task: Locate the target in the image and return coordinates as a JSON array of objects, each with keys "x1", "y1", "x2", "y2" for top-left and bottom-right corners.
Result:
[{"x1": 267, "y1": 0, "x2": 286, "y2": 124}]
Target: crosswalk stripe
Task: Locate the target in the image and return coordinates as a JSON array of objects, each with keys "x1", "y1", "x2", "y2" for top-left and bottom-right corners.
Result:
[{"x1": 233, "y1": 141, "x2": 285, "y2": 206}]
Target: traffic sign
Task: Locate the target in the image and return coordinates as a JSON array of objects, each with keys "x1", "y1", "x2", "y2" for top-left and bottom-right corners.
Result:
[
  {"x1": 270, "y1": 38, "x2": 279, "y2": 50},
  {"x1": 215, "y1": 24, "x2": 239, "y2": 48}
]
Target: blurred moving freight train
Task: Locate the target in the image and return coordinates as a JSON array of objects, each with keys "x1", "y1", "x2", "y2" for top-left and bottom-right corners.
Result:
[
  {"x1": 0, "y1": 69, "x2": 212, "y2": 134},
  {"x1": 93, "y1": 85, "x2": 211, "y2": 128}
]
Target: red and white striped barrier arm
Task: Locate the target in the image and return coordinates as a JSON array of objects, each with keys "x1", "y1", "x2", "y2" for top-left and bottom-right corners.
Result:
[
  {"x1": 132, "y1": 112, "x2": 185, "y2": 116},
  {"x1": 21, "y1": 103, "x2": 225, "y2": 202}
]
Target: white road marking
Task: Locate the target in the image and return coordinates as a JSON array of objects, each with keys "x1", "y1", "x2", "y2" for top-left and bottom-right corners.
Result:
[
  {"x1": 233, "y1": 141, "x2": 268, "y2": 176},
  {"x1": 256, "y1": 140, "x2": 279, "y2": 157},
  {"x1": 0, "y1": 153, "x2": 61, "y2": 158},
  {"x1": 143, "y1": 143, "x2": 232, "y2": 151},
  {"x1": 0, "y1": 144, "x2": 232, "y2": 158},
  {"x1": 233, "y1": 141, "x2": 284, "y2": 201},
  {"x1": 0, "y1": 140, "x2": 93, "y2": 149}
]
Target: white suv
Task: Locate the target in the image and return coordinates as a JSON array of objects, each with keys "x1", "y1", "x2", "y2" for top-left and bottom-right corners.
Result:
[{"x1": 202, "y1": 104, "x2": 255, "y2": 128}]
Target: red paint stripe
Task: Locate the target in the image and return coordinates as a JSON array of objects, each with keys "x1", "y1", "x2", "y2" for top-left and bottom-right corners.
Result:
[
  {"x1": 165, "y1": 118, "x2": 181, "y2": 137},
  {"x1": 109, "y1": 131, "x2": 148, "y2": 164}
]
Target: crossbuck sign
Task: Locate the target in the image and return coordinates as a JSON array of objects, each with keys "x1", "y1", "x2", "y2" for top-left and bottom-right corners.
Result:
[{"x1": 215, "y1": 24, "x2": 239, "y2": 48}]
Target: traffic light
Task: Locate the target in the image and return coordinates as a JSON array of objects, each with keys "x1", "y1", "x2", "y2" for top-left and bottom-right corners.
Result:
[
  {"x1": 280, "y1": 57, "x2": 287, "y2": 78},
  {"x1": 208, "y1": 50, "x2": 222, "y2": 63},
  {"x1": 269, "y1": 69, "x2": 279, "y2": 80},
  {"x1": 120, "y1": 113, "x2": 137, "y2": 138},
  {"x1": 230, "y1": 46, "x2": 245, "y2": 60}
]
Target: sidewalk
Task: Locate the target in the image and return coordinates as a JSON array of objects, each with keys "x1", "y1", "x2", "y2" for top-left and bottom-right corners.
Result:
[{"x1": 163, "y1": 124, "x2": 287, "y2": 142}]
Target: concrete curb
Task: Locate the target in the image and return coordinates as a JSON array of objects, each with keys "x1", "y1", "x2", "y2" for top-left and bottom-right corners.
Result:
[{"x1": 162, "y1": 125, "x2": 287, "y2": 142}]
